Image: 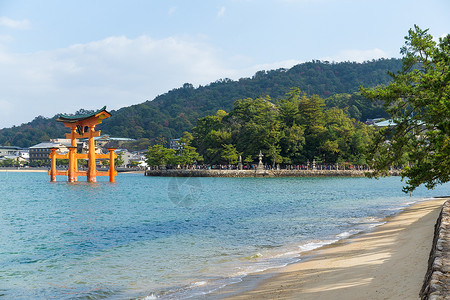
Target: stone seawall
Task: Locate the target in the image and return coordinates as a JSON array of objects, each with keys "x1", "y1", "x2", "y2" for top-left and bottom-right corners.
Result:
[
  {"x1": 144, "y1": 169, "x2": 388, "y2": 177},
  {"x1": 421, "y1": 199, "x2": 450, "y2": 300}
]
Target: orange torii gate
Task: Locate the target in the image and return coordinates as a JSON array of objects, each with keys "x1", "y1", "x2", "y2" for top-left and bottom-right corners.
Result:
[{"x1": 48, "y1": 106, "x2": 117, "y2": 183}]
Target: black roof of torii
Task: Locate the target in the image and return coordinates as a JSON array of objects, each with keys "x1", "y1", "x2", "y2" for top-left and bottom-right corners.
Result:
[{"x1": 56, "y1": 106, "x2": 111, "y2": 123}]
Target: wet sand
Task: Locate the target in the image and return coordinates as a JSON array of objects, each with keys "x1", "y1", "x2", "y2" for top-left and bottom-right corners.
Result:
[{"x1": 220, "y1": 198, "x2": 447, "y2": 300}]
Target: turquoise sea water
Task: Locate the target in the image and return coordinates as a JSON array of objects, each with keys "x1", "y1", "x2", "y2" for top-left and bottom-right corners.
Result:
[{"x1": 1, "y1": 172, "x2": 450, "y2": 299}]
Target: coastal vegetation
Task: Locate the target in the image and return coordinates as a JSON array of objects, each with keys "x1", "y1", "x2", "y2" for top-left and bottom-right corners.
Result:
[
  {"x1": 146, "y1": 89, "x2": 373, "y2": 167},
  {"x1": 193, "y1": 89, "x2": 372, "y2": 166},
  {"x1": 145, "y1": 132, "x2": 203, "y2": 168},
  {"x1": 362, "y1": 25, "x2": 450, "y2": 192},
  {"x1": 0, "y1": 158, "x2": 22, "y2": 167}
]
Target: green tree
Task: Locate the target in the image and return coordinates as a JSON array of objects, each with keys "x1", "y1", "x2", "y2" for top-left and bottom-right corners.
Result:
[
  {"x1": 57, "y1": 159, "x2": 69, "y2": 166},
  {"x1": 298, "y1": 93, "x2": 327, "y2": 162},
  {"x1": 190, "y1": 89, "x2": 374, "y2": 166},
  {"x1": 202, "y1": 129, "x2": 232, "y2": 164},
  {"x1": 154, "y1": 136, "x2": 168, "y2": 147},
  {"x1": 1, "y1": 158, "x2": 16, "y2": 167},
  {"x1": 320, "y1": 107, "x2": 355, "y2": 162},
  {"x1": 278, "y1": 89, "x2": 301, "y2": 127},
  {"x1": 78, "y1": 159, "x2": 87, "y2": 167},
  {"x1": 277, "y1": 88, "x2": 306, "y2": 163},
  {"x1": 361, "y1": 25, "x2": 450, "y2": 192},
  {"x1": 191, "y1": 112, "x2": 224, "y2": 156},
  {"x1": 278, "y1": 124, "x2": 305, "y2": 164},
  {"x1": 115, "y1": 152, "x2": 124, "y2": 167},
  {"x1": 221, "y1": 144, "x2": 240, "y2": 164},
  {"x1": 348, "y1": 121, "x2": 373, "y2": 165},
  {"x1": 226, "y1": 97, "x2": 281, "y2": 162},
  {"x1": 30, "y1": 159, "x2": 49, "y2": 167},
  {"x1": 177, "y1": 131, "x2": 203, "y2": 166},
  {"x1": 145, "y1": 145, "x2": 177, "y2": 168},
  {"x1": 243, "y1": 155, "x2": 254, "y2": 165}
]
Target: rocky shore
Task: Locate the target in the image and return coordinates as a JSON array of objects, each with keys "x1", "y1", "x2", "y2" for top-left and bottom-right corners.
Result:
[{"x1": 421, "y1": 199, "x2": 450, "y2": 300}]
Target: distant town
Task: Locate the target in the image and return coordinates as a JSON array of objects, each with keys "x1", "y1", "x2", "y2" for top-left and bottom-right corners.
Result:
[{"x1": 0, "y1": 135, "x2": 151, "y2": 169}]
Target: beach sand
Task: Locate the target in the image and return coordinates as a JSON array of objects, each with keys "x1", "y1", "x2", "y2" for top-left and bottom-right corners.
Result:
[{"x1": 218, "y1": 197, "x2": 447, "y2": 300}]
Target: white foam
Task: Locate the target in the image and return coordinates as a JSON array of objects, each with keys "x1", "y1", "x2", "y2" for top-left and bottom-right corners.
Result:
[
  {"x1": 190, "y1": 281, "x2": 207, "y2": 287},
  {"x1": 274, "y1": 250, "x2": 301, "y2": 258},
  {"x1": 159, "y1": 277, "x2": 243, "y2": 299},
  {"x1": 336, "y1": 231, "x2": 351, "y2": 239},
  {"x1": 298, "y1": 240, "x2": 336, "y2": 252}
]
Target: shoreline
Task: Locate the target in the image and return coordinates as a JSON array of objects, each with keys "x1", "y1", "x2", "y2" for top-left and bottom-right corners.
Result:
[
  {"x1": 209, "y1": 197, "x2": 448, "y2": 299},
  {"x1": 145, "y1": 169, "x2": 402, "y2": 178}
]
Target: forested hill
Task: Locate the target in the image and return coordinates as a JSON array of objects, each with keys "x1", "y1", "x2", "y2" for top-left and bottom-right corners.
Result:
[{"x1": 0, "y1": 59, "x2": 401, "y2": 148}]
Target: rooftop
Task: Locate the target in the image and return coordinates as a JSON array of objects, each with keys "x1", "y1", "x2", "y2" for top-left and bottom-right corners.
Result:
[
  {"x1": 29, "y1": 142, "x2": 67, "y2": 149},
  {"x1": 79, "y1": 135, "x2": 135, "y2": 142},
  {"x1": 371, "y1": 119, "x2": 397, "y2": 127},
  {"x1": 56, "y1": 106, "x2": 111, "y2": 123},
  {"x1": 0, "y1": 146, "x2": 22, "y2": 150}
]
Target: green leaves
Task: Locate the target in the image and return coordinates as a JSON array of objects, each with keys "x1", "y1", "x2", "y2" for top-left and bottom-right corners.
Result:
[
  {"x1": 145, "y1": 144, "x2": 177, "y2": 168},
  {"x1": 221, "y1": 144, "x2": 241, "y2": 165},
  {"x1": 145, "y1": 132, "x2": 203, "y2": 168},
  {"x1": 362, "y1": 26, "x2": 450, "y2": 192},
  {"x1": 115, "y1": 152, "x2": 124, "y2": 166}
]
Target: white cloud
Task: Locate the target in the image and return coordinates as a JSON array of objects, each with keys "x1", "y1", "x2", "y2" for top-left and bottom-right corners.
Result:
[
  {"x1": 0, "y1": 35, "x2": 239, "y2": 128},
  {"x1": 0, "y1": 17, "x2": 30, "y2": 30},
  {"x1": 0, "y1": 33, "x2": 310, "y2": 129},
  {"x1": 321, "y1": 48, "x2": 390, "y2": 63},
  {"x1": 217, "y1": 6, "x2": 226, "y2": 18}
]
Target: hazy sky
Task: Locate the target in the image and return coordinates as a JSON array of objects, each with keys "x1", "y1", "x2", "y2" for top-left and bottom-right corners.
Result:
[{"x1": 0, "y1": 0, "x2": 448, "y2": 129}]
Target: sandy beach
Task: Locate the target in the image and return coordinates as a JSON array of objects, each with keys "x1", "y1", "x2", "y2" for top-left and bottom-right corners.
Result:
[{"x1": 218, "y1": 197, "x2": 447, "y2": 300}]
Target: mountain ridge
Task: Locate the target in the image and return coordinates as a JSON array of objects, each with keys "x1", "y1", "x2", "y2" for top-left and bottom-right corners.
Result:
[{"x1": 0, "y1": 59, "x2": 401, "y2": 148}]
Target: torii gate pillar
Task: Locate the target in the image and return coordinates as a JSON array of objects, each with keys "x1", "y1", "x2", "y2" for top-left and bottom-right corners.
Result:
[{"x1": 87, "y1": 124, "x2": 98, "y2": 182}]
